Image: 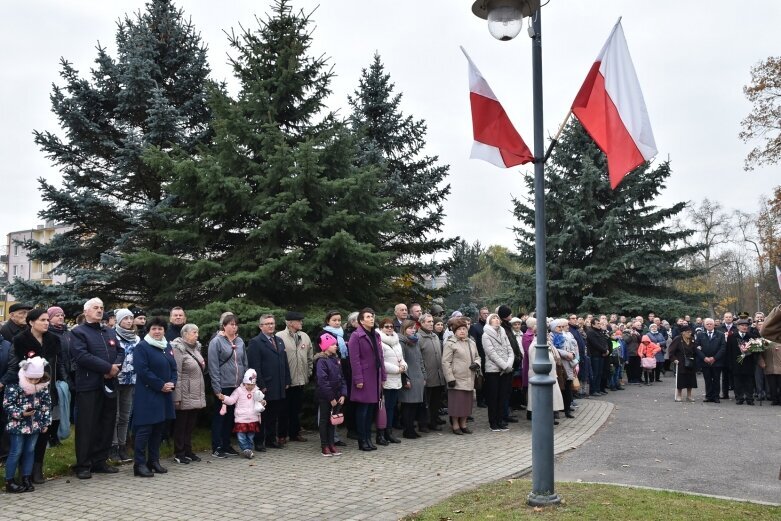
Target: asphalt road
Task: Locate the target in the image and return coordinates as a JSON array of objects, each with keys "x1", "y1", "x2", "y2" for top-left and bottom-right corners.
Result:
[{"x1": 555, "y1": 371, "x2": 781, "y2": 504}]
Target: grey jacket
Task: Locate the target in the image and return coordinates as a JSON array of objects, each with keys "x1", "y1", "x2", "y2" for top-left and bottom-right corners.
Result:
[
  {"x1": 207, "y1": 335, "x2": 248, "y2": 393},
  {"x1": 419, "y1": 330, "x2": 445, "y2": 387},
  {"x1": 399, "y1": 336, "x2": 425, "y2": 403},
  {"x1": 482, "y1": 326, "x2": 515, "y2": 373},
  {"x1": 172, "y1": 338, "x2": 207, "y2": 410}
]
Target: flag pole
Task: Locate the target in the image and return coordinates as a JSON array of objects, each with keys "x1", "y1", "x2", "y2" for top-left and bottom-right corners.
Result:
[{"x1": 542, "y1": 110, "x2": 572, "y2": 163}]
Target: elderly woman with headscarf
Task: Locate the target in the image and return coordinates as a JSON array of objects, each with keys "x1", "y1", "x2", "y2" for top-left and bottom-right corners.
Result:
[
  {"x1": 646, "y1": 323, "x2": 666, "y2": 383},
  {"x1": 552, "y1": 319, "x2": 579, "y2": 419},
  {"x1": 525, "y1": 318, "x2": 564, "y2": 423},
  {"x1": 482, "y1": 313, "x2": 514, "y2": 432}
]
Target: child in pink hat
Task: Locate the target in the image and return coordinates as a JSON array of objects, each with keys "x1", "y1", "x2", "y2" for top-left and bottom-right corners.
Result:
[
  {"x1": 313, "y1": 333, "x2": 347, "y2": 457},
  {"x1": 218, "y1": 369, "x2": 266, "y2": 459}
]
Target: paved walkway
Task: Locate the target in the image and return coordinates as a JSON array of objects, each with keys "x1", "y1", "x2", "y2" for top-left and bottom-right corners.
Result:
[
  {"x1": 2, "y1": 400, "x2": 612, "y2": 521},
  {"x1": 555, "y1": 373, "x2": 781, "y2": 504}
]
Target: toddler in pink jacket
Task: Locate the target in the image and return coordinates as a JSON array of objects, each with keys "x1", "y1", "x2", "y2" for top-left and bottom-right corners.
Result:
[{"x1": 219, "y1": 369, "x2": 266, "y2": 459}]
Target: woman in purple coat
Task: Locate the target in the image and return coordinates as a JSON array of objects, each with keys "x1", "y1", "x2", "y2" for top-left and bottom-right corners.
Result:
[{"x1": 347, "y1": 308, "x2": 386, "y2": 452}]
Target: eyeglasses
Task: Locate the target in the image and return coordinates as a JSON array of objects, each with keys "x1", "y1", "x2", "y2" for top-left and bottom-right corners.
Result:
[
  {"x1": 382, "y1": 325, "x2": 394, "y2": 329},
  {"x1": 261, "y1": 322, "x2": 275, "y2": 326}
]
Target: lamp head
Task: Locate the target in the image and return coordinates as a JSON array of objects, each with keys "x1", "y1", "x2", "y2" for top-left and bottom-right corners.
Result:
[{"x1": 471, "y1": 0, "x2": 541, "y2": 41}]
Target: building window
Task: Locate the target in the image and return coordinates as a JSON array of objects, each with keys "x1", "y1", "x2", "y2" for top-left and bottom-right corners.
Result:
[
  {"x1": 14, "y1": 244, "x2": 19, "y2": 256},
  {"x1": 13, "y1": 265, "x2": 18, "y2": 276}
]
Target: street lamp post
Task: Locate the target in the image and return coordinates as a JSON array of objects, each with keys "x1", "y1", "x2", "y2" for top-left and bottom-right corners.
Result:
[
  {"x1": 471, "y1": 0, "x2": 561, "y2": 506},
  {"x1": 754, "y1": 282, "x2": 760, "y2": 313}
]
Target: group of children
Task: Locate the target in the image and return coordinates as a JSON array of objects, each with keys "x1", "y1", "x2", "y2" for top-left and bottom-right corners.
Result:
[{"x1": 216, "y1": 331, "x2": 346, "y2": 459}]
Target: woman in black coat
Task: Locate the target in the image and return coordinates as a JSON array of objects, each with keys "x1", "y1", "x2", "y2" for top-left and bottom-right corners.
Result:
[
  {"x1": 9, "y1": 308, "x2": 69, "y2": 484},
  {"x1": 668, "y1": 325, "x2": 698, "y2": 402}
]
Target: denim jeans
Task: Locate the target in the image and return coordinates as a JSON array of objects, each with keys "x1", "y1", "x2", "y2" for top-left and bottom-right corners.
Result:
[
  {"x1": 383, "y1": 389, "x2": 400, "y2": 431},
  {"x1": 6, "y1": 433, "x2": 39, "y2": 480},
  {"x1": 590, "y1": 356, "x2": 603, "y2": 394},
  {"x1": 113, "y1": 384, "x2": 134, "y2": 446},
  {"x1": 354, "y1": 402, "x2": 375, "y2": 441},
  {"x1": 236, "y1": 432, "x2": 255, "y2": 451},
  {"x1": 609, "y1": 362, "x2": 623, "y2": 389}
]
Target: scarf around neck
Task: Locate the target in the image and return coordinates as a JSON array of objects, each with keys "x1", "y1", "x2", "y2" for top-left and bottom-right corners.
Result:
[
  {"x1": 323, "y1": 325, "x2": 347, "y2": 358},
  {"x1": 144, "y1": 334, "x2": 168, "y2": 350},
  {"x1": 115, "y1": 324, "x2": 138, "y2": 342}
]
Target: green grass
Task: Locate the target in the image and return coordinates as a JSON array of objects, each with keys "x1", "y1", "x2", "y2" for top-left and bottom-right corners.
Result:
[
  {"x1": 42, "y1": 427, "x2": 214, "y2": 478},
  {"x1": 401, "y1": 480, "x2": 781, "y2": 521}
]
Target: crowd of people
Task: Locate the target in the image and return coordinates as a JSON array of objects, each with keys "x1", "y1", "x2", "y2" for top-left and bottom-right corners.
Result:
[{"x1": 0, "y1": 298, "x2": 779, "y2": 493}]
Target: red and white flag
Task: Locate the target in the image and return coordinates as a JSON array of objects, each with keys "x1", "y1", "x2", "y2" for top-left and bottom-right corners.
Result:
[
  {"x1": 572, "y1": 20, "x2": 657, "y2": 188},
  {"x1": 461, "y1": 46, "x2": 533, "y2": 168}
]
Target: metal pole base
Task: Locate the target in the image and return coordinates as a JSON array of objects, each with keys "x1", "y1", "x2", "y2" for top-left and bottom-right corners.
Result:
[{"x1": 527, "y1": 492, "x2": 562, "y2": 507}]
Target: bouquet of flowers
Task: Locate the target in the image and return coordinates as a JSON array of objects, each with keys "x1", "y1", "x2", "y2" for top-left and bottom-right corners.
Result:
[{"x1": 736, "y1": 338, "x2": 768, "y2": 364}]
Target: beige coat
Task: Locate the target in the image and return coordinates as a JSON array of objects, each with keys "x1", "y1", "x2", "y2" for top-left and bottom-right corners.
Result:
[
  {"x1": 171, "y1": 338, "x2": 206, "y2": 410},
  {"x1": 761, "y1": 340, "x2": 781, "y2": 375},
  {"x1": 277, "y1": 328, "x2": 313, "y2": 386},
  {"x1": 442, "y1": 336, "x2": 480, "y2": 391},
  {"x1": 526, "y1": 345, "x2": 564, "y2": 412}
]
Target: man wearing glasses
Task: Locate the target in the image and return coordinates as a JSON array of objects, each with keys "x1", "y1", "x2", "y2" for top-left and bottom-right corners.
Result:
[{"x1": 247, "y1": 314, "x2": 291, "y2": 450}]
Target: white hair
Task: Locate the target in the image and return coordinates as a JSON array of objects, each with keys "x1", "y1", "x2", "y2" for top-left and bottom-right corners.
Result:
[{"x1": 83, "y1": 297, "x2": 103, "y2": 311}]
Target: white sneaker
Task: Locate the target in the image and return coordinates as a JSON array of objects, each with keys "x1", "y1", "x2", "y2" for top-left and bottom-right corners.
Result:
[{"x1": 242, "y1": 449, "x2": 254, "y2": 459}]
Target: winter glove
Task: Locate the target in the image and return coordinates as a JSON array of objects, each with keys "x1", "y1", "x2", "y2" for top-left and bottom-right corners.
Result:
[
  {"x1": 469, "y1": 362, "x2": 480, "y2": 371},
  {"x1": 502, "y1": 366, "x2": 514, "y2": 375},
  {"x1": 447, "y1": 380, "x2": 456, "y2": 388}
]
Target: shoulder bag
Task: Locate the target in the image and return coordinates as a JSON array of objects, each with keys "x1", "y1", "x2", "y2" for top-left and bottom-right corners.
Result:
[{"x1": 468, "y1": 340, "x2": 484, "y2": 390}]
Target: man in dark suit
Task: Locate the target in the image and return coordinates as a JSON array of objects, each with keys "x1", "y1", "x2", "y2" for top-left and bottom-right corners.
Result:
[
  {"x1": 718, "y1": 311, "x2": 736, "y2": 399},
  {"x1": 247, "y1": 314, "x2": 291, "y2": 450},
  {"x1": 695, "y1": 318, "x2": 726, "y2": 403},
  {"x1": 726, "y1": 319, "x2": 757, "y2": 405}
]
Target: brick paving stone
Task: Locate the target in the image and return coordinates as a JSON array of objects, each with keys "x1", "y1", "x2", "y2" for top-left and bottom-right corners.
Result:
[{"x1": 0, "y1": 400, "x2": 610, "y2": 520}]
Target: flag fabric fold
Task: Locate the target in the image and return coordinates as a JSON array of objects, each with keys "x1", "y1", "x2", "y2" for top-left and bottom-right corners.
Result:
[
  {"x1": 571, "y1": 20, "x2": 657, "y2": 188},
  {"x1": 461, "y1": 46, "x2": 533, "y2": 168}
]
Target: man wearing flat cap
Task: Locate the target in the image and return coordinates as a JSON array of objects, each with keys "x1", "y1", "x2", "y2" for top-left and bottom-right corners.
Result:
[
  {"x1": 277, "y1": 311, "x2": 312, "y2": 443},
  {"x1": 1, "y1": 303, "x2": 33, "y2": 342},
  {"x1": 726, "y1": 318, "x2": 757, "y2": 405}
]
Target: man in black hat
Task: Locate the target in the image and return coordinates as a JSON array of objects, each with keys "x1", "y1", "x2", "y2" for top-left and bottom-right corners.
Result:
[
  {"x1": 0, "y1": 303, "x2": 33, "y2": 342},
  {"x1": 277, "y1": 311, "x2": 312, "y2": 443},
  {"x1": 101, "y1": 310, "x2": 116, "y2": 328},
  {"x1": 130, "y1": 307, "x2": 147, "y2": 337},
  {"x1": 726, "y1": 319, "x2": 757, "y2": 405}
]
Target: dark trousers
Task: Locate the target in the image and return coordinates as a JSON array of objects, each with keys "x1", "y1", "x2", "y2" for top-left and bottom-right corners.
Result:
[
  {"x1": 425, "y1": 386, "x2": 444, "y2": 428},
  {"x1": 599, "y1": 359, "x2": 609, "y2": 392},
  {"x1": 317, "y1": 401, "x2": 335, "y2": 447},
  {"x1": 383, "y1": 388, "x2": 400, "y2": 430},
  {"x1": 211, "y1": 386, "x2": 235, "y2": 451},
  {"x1": 589, "y1": 356, "x2": 603, "y2": 394},
  {"x1": 75, "y1": 389, "x2": 117, "y2": 471},
  {"x1": 286, "y1": 385, "x2": 304, "y2": 438},
  {"x1": 562, "y1": 379, "x2": 573, "y2": 412},
  {"x1": 262, "y1": 398, "x2": 288, "y2": 444},
  {"x1": 173, "y1": 409, "x2": 199, "y2": 458},
  {"x1": 355, "y1": 402, "x2": 376, "y2": 441},
  {"x1": 767, "y1": 374, "x2": 781, "y2": 403},
  {"x1": 484, "y1": 372, "x2": 511, "y2": 428},
  {"x1": 721, "y1": 367, "x2": 733, "y2": 397},
  {"x1": 627, "y1": 356, "x2": 642, "y2": 383},
  {"x1": 733, "y1": 373, "x2": 755, "y2": 402},
  {"x1": 400, "y1": 402, "x2": 422, "y2": 436},
  {"x1": 654, "y1": 362, "x2": 664, "y2": 382},
  {"x1": 701, "y1": 366, "x2": 722, "y2": 401},
  {"x1": 134, "y1": 422, "x2": 164, "y2": 466}
]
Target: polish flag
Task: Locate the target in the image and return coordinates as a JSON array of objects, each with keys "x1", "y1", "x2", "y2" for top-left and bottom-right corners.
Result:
[
  {"x1": 461, "y1": 47, "x2": 533, "y2": 168},
  {"x1": 572, "y1": 20, "x2": 657, "y2": 188}
]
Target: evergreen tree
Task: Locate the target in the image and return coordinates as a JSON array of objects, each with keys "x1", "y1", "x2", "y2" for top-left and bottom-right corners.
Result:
[
  {"x1": 510, "y1": 121, "x2": 701, "y2": 317},
  {"x1": 152, "y1": 0, "x2": 394, "y2": 308},
  {"x1": 7, "y1": 0, "x2": 212, "y2": 308},
  {"x1": 348, "y1": 54, "x2": 454, "y2": 302},
  {"x1": 442, "y1": 240, "x2": 483, "y2": 312}
]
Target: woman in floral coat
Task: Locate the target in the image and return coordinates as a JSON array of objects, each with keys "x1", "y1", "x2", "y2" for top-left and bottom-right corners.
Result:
[{"x1": 3, "y1": 356, "x2": 51, "y2": 493}]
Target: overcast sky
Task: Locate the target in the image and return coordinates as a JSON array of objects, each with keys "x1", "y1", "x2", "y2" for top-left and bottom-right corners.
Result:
[{"x1": 1, "y1": 0, "x2": 779, "y2": 255}]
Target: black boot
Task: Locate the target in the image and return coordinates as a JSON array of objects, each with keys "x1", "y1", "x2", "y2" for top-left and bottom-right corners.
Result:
[
  {"x1": 358, "y1": 440, "x2": 372, "y2": 452},
  {"x1": 385, "y1": 428, "x2": 401, "y2": 444},
  {"x1": 148, "y1": 461, "x2": 168, "y2": 474},
  {"x1": 21, "y1": 476, "x2": 35, "y2": 492},
  {"x1": 32, "y1": 462, "x2": 45, "y2": 484},
  {"x1": 5, "y1": 478, "x2": 24, "y2": 493},
  {"x1": 133, "y1": 464, "x2": 154, "y2": 477},
  {"x1": 375, "y1": 431, "x2": 389, "y2": 446},
  {"x1": 366, "y1": 438, "x2": 378, "y2": 450}
]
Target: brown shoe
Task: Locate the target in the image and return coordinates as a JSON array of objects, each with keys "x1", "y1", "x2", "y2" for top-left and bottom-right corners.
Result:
[
  {"x1": 277, "y1": 437, "x2": 288, "y2": 447},
  {"x1": 290, "y1": 435, "x2": 308, "y2": 442}
]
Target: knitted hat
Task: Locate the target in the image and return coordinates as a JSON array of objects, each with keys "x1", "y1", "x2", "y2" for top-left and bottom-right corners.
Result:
[
  {"x1": 319, "y1": 333, "x2": 338, "y2": 351},
  {"x1": 115, "y1": 308, "x2": 134, "y2": 326},
  {"x1": 47, "y1": 306, "x2": 65, "y2": 318},
  {"x1": 20, "y1": 356, "x2": 47, "y2": 379},
  {"x1": 497, "y1": 305, "x2": 513, "y2": 320},
  {"x1": 243, "y1": 368, "x2": 257, "y2": 384}
]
